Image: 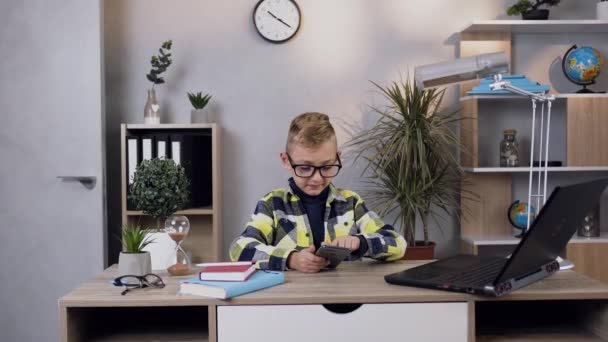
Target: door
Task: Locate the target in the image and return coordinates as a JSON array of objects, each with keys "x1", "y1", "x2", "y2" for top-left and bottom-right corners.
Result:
[{"x1": 0, "y1": 1, "x2": 105, "y2": 341}]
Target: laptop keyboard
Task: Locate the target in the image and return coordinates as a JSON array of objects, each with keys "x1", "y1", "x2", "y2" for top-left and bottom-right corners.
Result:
[{"x1": 433, "y1": 258, "x2": 508, "y2": 288}]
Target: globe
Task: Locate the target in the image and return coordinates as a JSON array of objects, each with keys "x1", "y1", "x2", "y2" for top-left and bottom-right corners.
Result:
[
  {"x1": 562, "y1": 45, "x2": 604, "y2": 93},
  {"x1": 508, "y1": 201, "x2": 536, "y2": 231}
]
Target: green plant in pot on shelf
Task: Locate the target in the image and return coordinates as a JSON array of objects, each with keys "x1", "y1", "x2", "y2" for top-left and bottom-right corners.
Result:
[
  {"x1": 129, "y1": 157, "x2": 190, "y2": 228},
  {"x1": 188, "y1": 91, "x2": 213, "y2": 123},
  {"x1": 507, "y1": 0, "x2": 560, "y2": 20},
  {"x1": 117, "y1": 225, "x2": 155, "y2": 277},
  {"x1": 348, "y1": 77, "x2": 469, "y2": 259},
  {"x1": 144, "y1": 40, "x2": 173, "y2": 124}
]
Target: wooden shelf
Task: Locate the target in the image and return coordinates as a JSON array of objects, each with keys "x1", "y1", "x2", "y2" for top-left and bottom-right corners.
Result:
[
  {"x1": 463, "y1": 232, "x2": 608, "y2": 246},
  {"x1": 461, "y1": 20, "x2": 608, "y2": 34},
  {"x1": 125, "y1": 123, "x2": 216, "y2": 130},
  {"x1": 461, "y1": 94, "x2": 608, "y2": 101},
  {"x1": 126, "y1": 207, "x2": 214, "y2": 216},
  {"x1": 464, "y1": 167, "x2": 608, "y2": 173}
]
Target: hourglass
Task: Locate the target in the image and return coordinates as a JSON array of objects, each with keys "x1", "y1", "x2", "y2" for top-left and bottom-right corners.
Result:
[{"x1": 164, "y1": 215, "x2": 191, "y2": 276}]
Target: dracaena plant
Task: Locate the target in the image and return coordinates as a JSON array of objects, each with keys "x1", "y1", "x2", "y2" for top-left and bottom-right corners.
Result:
[
  {"x1": 119, "y1": 225, "x2": 155, "y2": 253},
  {"x1": 187, "y1": 92, "x2": 213, "y2": 110},
  {"x1": 348, "y1": 77, "x2": 474, "y2": 247}
]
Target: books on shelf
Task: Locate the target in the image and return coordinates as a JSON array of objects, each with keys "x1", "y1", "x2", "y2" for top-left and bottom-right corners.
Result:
[
  {"x1": 199, "y1": 261, "x2": 257, "y2": 281},
  {"x1": 180, "y1": 270, "x2": 285, "y2": 299}
]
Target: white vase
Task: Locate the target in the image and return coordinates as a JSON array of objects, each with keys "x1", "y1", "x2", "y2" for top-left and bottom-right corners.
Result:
[
  {"x1": 191, "y1": 108, "x2": 211, "y2": 123},
  {"x1": 144, "y1": 88, "x2": 160, "y2": 124},
  {"x1": 598, "y1": 2, "x2": 608, "y2": 20},
  {"x1": 118, "y1": 251, "x2": 152, "y2": 276}
]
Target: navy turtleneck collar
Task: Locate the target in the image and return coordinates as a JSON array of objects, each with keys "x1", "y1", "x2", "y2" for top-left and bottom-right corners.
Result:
[{"x1": 288, "y1": 178, "x2": 330, "y2": 203}]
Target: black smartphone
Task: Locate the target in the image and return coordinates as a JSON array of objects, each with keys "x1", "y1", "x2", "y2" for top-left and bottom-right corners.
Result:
[{"x1": 315, "y1": 245, "x2": 352, "y2": 268}]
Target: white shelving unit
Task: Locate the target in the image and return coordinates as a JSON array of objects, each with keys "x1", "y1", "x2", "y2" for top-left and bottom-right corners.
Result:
[
  {"x1": 464, "y1": 166, "x2": 608, "y2": 173},
  {"x1": 462, "y1": 20, "x2": 608, "y2": 34}
]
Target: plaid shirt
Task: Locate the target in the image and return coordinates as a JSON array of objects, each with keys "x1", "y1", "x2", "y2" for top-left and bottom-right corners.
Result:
[{"x1": 229, "y1": 182, "x2": 407, "y2": 270}]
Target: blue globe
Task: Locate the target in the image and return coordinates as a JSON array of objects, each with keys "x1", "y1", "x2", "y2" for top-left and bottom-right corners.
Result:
[
  {"x1": 508, "y1": 201, "x2": 536, "y2": 230},
  {"x1": 563, "y1": 46, "x2": 604, "y2": 85}
]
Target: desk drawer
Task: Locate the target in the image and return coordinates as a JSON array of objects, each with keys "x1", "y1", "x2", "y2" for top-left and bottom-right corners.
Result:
[{"x1": 217, "y1": 302, "x2": 468, "y2": 342}]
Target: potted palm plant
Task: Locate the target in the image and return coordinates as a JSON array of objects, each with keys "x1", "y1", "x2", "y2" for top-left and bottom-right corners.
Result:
[
  {"x1": 118, "y1": 225, "x2": 155, "y2": 276},
  {"x1": 348, "y1": 77, "x2": 467, "y2": 259}
]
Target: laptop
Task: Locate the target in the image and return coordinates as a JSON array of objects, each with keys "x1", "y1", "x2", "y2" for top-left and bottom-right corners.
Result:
[{"x1": 385, "y1": 178, "x2": 608, "y2": 297}]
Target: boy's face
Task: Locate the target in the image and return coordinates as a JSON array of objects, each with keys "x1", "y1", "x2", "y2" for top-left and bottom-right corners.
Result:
[{"x1": 280, "y1": 139, "x2": 341, "y2": 196}]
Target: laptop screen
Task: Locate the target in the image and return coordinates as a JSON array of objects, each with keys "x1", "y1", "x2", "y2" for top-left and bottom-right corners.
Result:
[{"x1": 495, "y1": 178, "x2": 608, "y2": 284}]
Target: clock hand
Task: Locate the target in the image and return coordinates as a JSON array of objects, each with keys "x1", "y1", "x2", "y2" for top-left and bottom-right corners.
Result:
[{"x1": 266, "y1": 10, "x2": 293, "y2": 28}]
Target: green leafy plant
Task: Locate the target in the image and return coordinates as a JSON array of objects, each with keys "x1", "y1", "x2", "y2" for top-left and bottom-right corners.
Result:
[
  {"x1": 187, "y1": 92, "x2": 212, "y2": 110},
  {"x1": 507, "y1": 0, "x2": 560, "y2": 16},
  {"x1": 129, "y1": 158, "x2": 190, "y2": 221},
  {"x1": 120, "y1": 225, "x2": 155, "y2": 253},
  {"x1": 146, "y1": 40, "x2": 173, "y2": 86},
  {"x1": 348, "y1": 77, "x2": 472, "y2": 247}
]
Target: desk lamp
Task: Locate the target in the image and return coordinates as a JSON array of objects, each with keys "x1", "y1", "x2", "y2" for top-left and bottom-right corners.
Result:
[{"x1": 414, "y1": 52, "x2": 556, "y2": 233}]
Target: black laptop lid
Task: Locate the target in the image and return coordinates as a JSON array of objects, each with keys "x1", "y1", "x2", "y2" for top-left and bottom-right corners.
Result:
[{"x1": 495, "y1": 178, "x2": 608, "y2": 284}]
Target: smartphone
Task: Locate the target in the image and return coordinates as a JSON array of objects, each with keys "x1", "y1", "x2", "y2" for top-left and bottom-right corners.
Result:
[{"x1": 315, "y1": 245, "x2": 352, "y2": 269}]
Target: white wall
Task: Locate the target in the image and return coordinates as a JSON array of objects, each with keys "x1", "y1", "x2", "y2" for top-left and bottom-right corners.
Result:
[{"x1": 103, "y1": 0, "x2": 601, "y2": 261}]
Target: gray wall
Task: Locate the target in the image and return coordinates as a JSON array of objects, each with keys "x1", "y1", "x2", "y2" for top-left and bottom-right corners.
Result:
[{"x1": 104, "y1": 0, "x2": 601, "y2": 261}]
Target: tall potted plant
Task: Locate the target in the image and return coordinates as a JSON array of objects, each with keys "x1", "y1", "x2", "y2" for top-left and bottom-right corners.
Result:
[
  {"x1": 348, "y1": 78, "x2": 467, "y2": 259},
  {"x1": 129, "y1": 158, "x2": 190, "y2": 229},
  {"x1": 118, "y1": 225, "x2": 155, "y2": 276}
]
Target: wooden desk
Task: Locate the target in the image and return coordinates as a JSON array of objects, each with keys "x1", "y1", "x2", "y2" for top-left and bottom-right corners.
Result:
[{"x1": 59, "y1": 260, "x2": 608, "y2": 342}]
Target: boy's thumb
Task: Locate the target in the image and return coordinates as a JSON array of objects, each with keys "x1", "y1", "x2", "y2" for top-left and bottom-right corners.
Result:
[{"x1": 305, "y1": 245, "x2": 315, "y2": 253}]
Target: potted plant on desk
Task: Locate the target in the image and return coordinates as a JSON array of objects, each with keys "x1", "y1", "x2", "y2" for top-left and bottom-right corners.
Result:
[
  {"x1": 118, "y1": 225, "x2": 155, "y2": 276},
  {"x1": 348, "y1": 77, "x2": 469, "y2": 259}
]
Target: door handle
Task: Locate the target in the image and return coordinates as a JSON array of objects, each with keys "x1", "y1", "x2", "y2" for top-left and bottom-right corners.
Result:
[{"x1": 57, "y1": 176, "x2": 97, "y2": 189}]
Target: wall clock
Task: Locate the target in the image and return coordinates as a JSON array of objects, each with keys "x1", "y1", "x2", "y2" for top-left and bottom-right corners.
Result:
[{"x1": 253, "y1": 0, "x2": 301, "y2": 43}]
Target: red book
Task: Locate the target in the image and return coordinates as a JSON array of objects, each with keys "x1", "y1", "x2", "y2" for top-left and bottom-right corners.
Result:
[{"x1": 199, "y1": 261, "x2": 257, "y2": 281}]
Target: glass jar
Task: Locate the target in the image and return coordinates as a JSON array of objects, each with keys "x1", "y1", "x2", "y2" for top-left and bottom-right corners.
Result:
[{"x1": 500, "y1": 129, "x2": 519, "y2": 167}]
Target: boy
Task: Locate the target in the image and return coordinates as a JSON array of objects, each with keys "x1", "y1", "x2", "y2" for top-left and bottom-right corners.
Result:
[{"x1": 229, "y1": 112, "x2": 406, "y2": 272}]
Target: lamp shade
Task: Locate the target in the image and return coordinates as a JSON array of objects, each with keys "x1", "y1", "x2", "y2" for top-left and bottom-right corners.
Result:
[{"x1": 415, "y1": 52, "x2": 509, "y2": 89}]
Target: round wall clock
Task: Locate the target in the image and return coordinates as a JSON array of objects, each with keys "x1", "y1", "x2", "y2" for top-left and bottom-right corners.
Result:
[{"x1": 253, "y1": 0, "x2": 301, "y2": 43}]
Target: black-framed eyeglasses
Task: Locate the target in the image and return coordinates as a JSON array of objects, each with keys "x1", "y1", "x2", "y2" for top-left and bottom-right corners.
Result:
[
  {"x1": 286, "y1": 153, "x2": 342, "y2": 178},
  {"x1": 113, "y1": 273, "x2": 166, "y2": 295}
]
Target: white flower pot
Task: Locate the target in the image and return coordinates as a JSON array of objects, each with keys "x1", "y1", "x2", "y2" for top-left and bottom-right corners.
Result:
[
  {"x1": 191, "y1": 108, "x2": 212, "y2": 123},
  {"x1": 118, "y1": 251, "x2": 152, "y2": 276},
  {"x1": 598, "y1": 2, "x2": 608, "y2": 20}
]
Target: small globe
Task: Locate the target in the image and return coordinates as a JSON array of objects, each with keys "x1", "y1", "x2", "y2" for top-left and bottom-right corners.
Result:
[
  {"x1": 508, "y1": 201, "x2": 536, "y2": 230},
  {"x1": 562, "y1": 45, "x2": 604, "y2": 89}
]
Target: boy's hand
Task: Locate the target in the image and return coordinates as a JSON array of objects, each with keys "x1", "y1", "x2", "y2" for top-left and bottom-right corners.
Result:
[
  {"x1": 288, "y1": 245, "x2": 329, "y2": 273},
  {"x1": 329, "y1": 236, "x2": 360, "y2": 251}
]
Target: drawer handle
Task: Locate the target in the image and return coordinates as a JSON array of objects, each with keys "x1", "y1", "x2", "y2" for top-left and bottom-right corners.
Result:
[{"x1": 322, "y1": 304, "x2": 362, "y2": 314}]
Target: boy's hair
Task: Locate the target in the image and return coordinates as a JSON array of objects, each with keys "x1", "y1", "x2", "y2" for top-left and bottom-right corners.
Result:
[{"x1": 286, "y1": 112, "x2": 336, "y2": 152}]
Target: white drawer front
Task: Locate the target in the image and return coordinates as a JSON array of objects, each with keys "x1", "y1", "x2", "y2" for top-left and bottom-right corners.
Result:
[{"x1": 218, "y1": 302, "x2": 468, "y2": 342}]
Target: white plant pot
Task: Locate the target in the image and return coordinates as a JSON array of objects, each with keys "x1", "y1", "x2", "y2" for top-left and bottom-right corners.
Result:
[
  {"x1": 191, "y1": 108, "x2": 209, "y2": 123},
  {"x1": 118, "y1": 251, "x2": 152, "y2": 276},
  {"x1": 598, "y1": 2, "x2": 608, "y2": 20}
]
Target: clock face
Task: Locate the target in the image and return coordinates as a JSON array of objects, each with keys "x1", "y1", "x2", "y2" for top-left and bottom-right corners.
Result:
[{"x1": 253, "y1": 0, "x2": 301, "y2": 43}]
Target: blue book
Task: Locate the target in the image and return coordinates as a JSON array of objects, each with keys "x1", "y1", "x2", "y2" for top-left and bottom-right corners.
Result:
[
  {"x1": 180, "y1": 270, "x2": 285, "y2": 299},
  {"x1": 467, "y1": 74, "x2": 551, "y2": 95}
]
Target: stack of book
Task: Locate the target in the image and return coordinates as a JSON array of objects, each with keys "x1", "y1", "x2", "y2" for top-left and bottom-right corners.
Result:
[{"x1": 180, "y1": 261, "x2": 284, "y2": 299}]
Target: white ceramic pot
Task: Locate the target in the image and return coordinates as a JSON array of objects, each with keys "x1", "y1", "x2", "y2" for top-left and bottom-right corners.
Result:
[
  {"x1": 118, "y1": 251, "x2": 152, "y2": 276},
  {"x1": 191, "y1": 108, "x2": 211, "y2": 123},
  {"x1": 598, "y1": 1, "x2": 608, "y2": 20}
]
